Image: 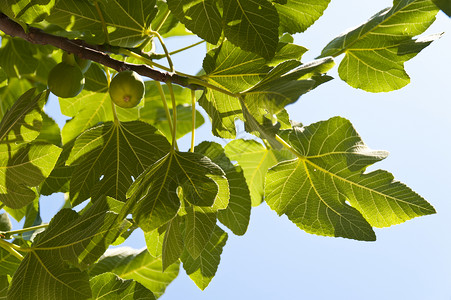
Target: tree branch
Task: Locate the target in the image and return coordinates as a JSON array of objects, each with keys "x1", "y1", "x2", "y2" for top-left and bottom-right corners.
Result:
[{"x1": 0, "y1": 13, "x2": 201, "y2": 89}]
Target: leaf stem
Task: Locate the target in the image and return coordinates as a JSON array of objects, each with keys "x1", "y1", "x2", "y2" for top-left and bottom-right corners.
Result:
[
  {"x1": 105, "y1": 67, "x2": 119, "y2": 124},
  {"x1": 4, "y1": 224, "x2": 49, "y2": 236},
  {"x1": 119, "y1": 49, "x2": 171, "y2": 72},
  {"x1": 155, "y1": 81, "x2": 174, "y2": 136},
  {"x1": 190, "y1": 90, "x2": 196, "y2": 152},
  {"x1": 154, "y1": 9, "x2": 171, "y2": 32},
  {"x1": 93, "y1": 1, "x2": 110, "y2": 44},
  {"x1": 0, "y1": 239, "x2": 24, "y2": 260},
  {"x1": 149, "y1": 30, "x2": 174, "y2": 72},
  {"x1": 167, "y1": 82, "x2": 178, "y2": 151},
  {"x1": 169, "y1": 40, "x2": 205, "y2": 56},
  {"x1": 275, "y1": 134, "x2": 302, "y2": 158}
]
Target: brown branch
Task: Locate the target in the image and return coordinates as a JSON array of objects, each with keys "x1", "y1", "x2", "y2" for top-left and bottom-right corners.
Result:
[{"x1": 0, "y1": 13, "x2": 201, "y2": 89}]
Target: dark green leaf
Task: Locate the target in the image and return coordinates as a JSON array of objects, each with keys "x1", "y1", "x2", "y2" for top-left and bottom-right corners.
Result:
[
  {"x1": 223, "y1": 0, "x2": 279, "y2": 59},
  {"x1": 47, "y1": 0, "x2": 158, "y2": 47},
  {"x1": 89, "y1": 247, "x2": 179, "y2": 298},
  {"x1": 0, "y1": 275, "x2": 8, "y2": 299},
  {"x1": 128, "y1": 151, "x2": 227, "y2": 231},
  {"x1": 320, "y1": 0, "x2": 439, "y2": 92},
  {"x1": 265, "y1": 117, "x2": 436, "y2": 241},
  {"x1": 274, "y1": 0, "x2": 331, "y2": 34},
  {"x1": 184, "y1": 205, "x2": 217, "y2": 259},
  {"x1": 181, "y1": 225, "x2": 228, "y2": 290},
  {"x1": 195, "y1": 141, "x2": 252, "y2": 236},
  {"x1": 433, "y1": 0, "x2": 451, "y2": 16},
  {"x1": 0, "y1": 247, "x2": 20, "y2": 276},
  {"x1": 199, "y1": 88, "x2": 242, "y2": 139},
  {"x1": 90, "y1": 272, "x2": 156, "y2": 300},
  {"x1": 167, "y1": 0, "x2": 222, "y2": 44},
  {"x1": 67, "y1": 121, "x2": 170, "y2": 205},
  {"x1": 8, "y1": 197, "x2": 129, "y2": 299},
  {"x1": 0, "y1": 37, "x2": 56, "y2": 79},
  {"x1": 162, "y1": 217, "x2": 184, "y2": 271}
]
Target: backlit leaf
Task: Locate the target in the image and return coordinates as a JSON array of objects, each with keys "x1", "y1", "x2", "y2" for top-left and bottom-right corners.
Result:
[
  {"x1": 265, "y1": 117, "x2": 435, "y2": 240},
  {"x1": 181, "y1": 225, "x2": 228, "y2": 290},
  {"x1": 167, "y1": 0, "x2": 222, "y2": 44},
  {"x1": 67, "y1": 121, "x2": 170, "y2": 205},
  {"x1": 89, "y1": 247, "x2": 179, "y2": 298},
  {"x1": 7, "y1": 197, "x2": 128, "y2": 300},
  {"x1": 47, "y1": 0, "x2": 157, "y2": 47},
  {"x1": 128, "y1": 151, "x2": 227, "y2": 232},
  {"x1": 195, "y1": 141, "x2": 251, "y2": 236},
  {"x1": 321, "y1": 0, "x2": 439, "y2": 92},
  {"x1": 274, "y1": 0, "x2": 331, "y2": 34},
  {"x1": 223, "y1": 0, "x2": 279, "y2": 59},
  {"x1": 90, "y1": 272, "x2": 156, "y2": 300},
  {"x1": 225, "y1": 139, "x2": 293, "y2": 206}
]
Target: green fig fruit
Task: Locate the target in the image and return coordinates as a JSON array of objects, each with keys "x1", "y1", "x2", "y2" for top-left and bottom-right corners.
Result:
[
  {"x1": 48, "y1": 62, "x2": 85, "y2": 98},
  {"x1": 109, "y1": 71, "x2": 145, "y2": 108},
  {"x1": 62, "y1": 52, "x2": 92, "y2": 73}
]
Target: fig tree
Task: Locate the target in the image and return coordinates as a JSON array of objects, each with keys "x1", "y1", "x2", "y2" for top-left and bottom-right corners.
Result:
[
  {"x1": 109, "y1": 70, "x2": 145, "y2": 108},
  {"x1": 47, "y1": 62, "x2": 85, "y2": 98}
]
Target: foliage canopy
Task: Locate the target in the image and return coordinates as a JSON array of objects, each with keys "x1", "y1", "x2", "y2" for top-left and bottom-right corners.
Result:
[{"x1": 0, "y1": 0, "x2": 448, "y2": 298}]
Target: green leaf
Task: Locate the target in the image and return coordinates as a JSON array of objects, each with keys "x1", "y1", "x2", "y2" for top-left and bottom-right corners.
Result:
[
  {"x1": 0, "y1": 88, "x2": 45, "y2": 144},
  {"x1": 145, "y1": 226, "x2": 166, "y2": 258},
  {"x1": 181, "y1": 225, "x2": 228, "y2": 290},
  {"x1": 0, "y1": 275, "x2": 8, "y2": 299},
  {"x1": 90, "y1": 272, "x2": 156, "y2": 300},
  {"x1": 140, "y1": 104, "x2": 204, "y2": 140},
  {"x1": 0, "y1": 79, "x2": 33, "y2": 120},
  {"x1": 274, "y1": 0, "x2": 331, "y2": 34},
  {"x1": 89, "y1": 247, "x2": 179, "y2": 298},
  {"x1": 0, "y1": 143, "x2": 62, "y2": 209},
  {"x1": 0, "y1": 37, "x2": 55, "y2": 79},
  {"x1": 199, "y1": 88, "x2": 242, "y2": 139},
  {"x1": 195, "y1": 141, "x2": 252, "y2": 236},
  {"x1": 40, "y1": 140, "x2": 74, "y2": 196},
  {"x1": 433, "y1": 0, "x2": 451, "y2": 16},
  {"x1": 223, "y1": 0, "x2": 279, "y2": 59},
  {"x1": 35, "y1": 113, "x2": 62, "y2": 146},
  {"x1": 167, "y1": 0, "x2": 222, "y2": 44},
  {"x1": 0, "y1": 0, "x2": 57, "y2": 23},
  {"x1": 320, "y1": 0, "x2": 439, "y2": 92},
  {"x1": 128, "y1": 151, "x2": 227, "y2": 232},
  {"x1": 47, "y1": 0, "x2": 157, "y2": 47},
  {"x1": 162, "y1": 217, "x2": 184, "y2": 271},
  {"x1": 184, "y1": 205, "x2": 217, "y2": 259},
  {"x1": 7, "y1": 196, "x2": 129, "y2": 300},
  {"x1": 225, "y1": 139, "x2": 293, "y2": 206},
  {"x1": 0, "y1": 247, "x2": 20, "y2": 276},
  {"x1": 265, "y1": 117, "x2": 436, "y2": 241},
  {"x1": 200, "y1": 40, "x2": 308, "y2": 138},
  {"x1": 59, "y1": 65, "x2": 139, "y2": 144},
  {"x1": 67, "y1": 121, "x2": 170, "y2": 205}
]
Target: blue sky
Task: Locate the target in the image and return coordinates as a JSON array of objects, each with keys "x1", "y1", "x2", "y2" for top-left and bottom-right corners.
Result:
[{"x1": 31, "y1": 1, "x2": 451, "y2": 299}]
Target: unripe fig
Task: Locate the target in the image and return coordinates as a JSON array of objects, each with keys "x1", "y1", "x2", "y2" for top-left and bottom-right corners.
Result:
[
  {"x1": 62, "y1": 52, "x2": 92, "y2": 73},
  {"x1": 47, "y1": 62, "x2": 85, "y2": 98},
  {"x1": 109, "y1": 71, "x2": 145, "y2": 108}
]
